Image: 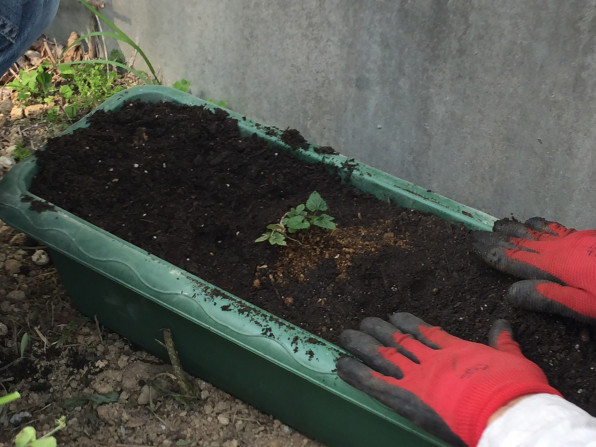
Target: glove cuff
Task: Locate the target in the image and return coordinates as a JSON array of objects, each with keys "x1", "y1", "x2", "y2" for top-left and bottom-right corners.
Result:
[{"x1": 459, "y1": 381, "x2": 562, "y2": 446}]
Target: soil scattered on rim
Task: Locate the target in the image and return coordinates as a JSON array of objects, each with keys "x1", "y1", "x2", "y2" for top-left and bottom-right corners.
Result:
[{"x1": 25, "y1": 100, "x2": 596, "y2": 419}]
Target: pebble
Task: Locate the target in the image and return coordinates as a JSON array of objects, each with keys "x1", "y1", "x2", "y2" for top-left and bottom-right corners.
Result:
[
  {"x1": 0, "y1": 155, "x2": 15, "y2": 170},
  {"x1": 31, "y1": 249, "x2": 50, "y2": 266},
  {"x1": 24, "y1": 104, "x2": 46, "y2": 118},
  {"x1": 7, "y1": 290, "x2": 25, "y2": 300},
  {"x1": 0, "y1": 322, "x2": 7, "y2": 336},
  {"x1": 217, "y1": 414, "x2": 230, "y2": 425},
  {"x1": 137, "y1": 384, "x2": 157, "y2": 405},
  {"x1": 9, "y1": 106, "x2": 23, "y2": 120},
  {"x1": 10, "y1": 411, "x2": 32, "y2": 425},
  {"x1": 9, "y1": 233, "x2": 27, "y2": 245},
  {"x1": 4, "y1": 259, "x2": 21, "y2": 275}
]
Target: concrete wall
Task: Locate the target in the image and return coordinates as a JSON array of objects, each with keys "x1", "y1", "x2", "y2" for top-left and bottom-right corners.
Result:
[{"x1": 47, "y1": 1, "x2": 596, "y2": 229}]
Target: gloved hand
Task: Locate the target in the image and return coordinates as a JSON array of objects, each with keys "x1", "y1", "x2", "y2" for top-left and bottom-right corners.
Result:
[
  {"x1": 336, "y1": 313, "x2": 561, "y2": 447},
  {"x1": 472, "y1": 217, "x2": 596, "y2": 324}
]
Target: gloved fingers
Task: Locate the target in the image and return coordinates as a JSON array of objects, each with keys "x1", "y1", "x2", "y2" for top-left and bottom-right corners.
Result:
[
  {"x1": 492, "y1": 217, "x2": 575, "y2": 240},
  {"x1": 493, "y1": 219, "x2": 541, "y2": 239},
  {"x1": 359, "y1": 317, "x2": 420, "y2": 362},
  {"x1": 336, "y1": 357, "x2": 466, "y2": 447},
  {"x1": 487, "y1": 319, "x2": 523, "y2": 356},
  {"x1": 524, "y1": 217, "x2": 576, "y2": 238},
  {"x1": 388, "y1": 312, "x2": 462, "y2": 349},
  {"x1": 472, "y1": 232, "x2": 559, "y2": 281},
  {"x1": 509, "y1": 280, "x2": 596, "y2": 324},
  {"x1": 339, "y1": 329, "x2": 407, "y2": 378}
]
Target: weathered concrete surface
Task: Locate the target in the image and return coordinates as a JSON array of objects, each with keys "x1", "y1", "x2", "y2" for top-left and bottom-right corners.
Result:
[{"x1": 47, "y1": 1, "x2": 596, "y2": 228}]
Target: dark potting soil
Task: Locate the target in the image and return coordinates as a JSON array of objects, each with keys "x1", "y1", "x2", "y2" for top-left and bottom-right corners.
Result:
[{"x1": 30, "y1": 100, "x2": 596, "y2": 415}]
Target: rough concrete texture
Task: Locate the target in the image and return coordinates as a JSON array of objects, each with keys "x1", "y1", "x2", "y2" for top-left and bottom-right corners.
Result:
[{"x1": 47, "y1": 1, "x2": 596, "y2": 229}]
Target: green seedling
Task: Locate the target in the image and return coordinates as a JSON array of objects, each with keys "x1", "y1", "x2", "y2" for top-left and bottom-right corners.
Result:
[
  {"x1": 173, "y1": 79, "x2": 191, "y2": 93},
  {"x1": 15, "y1": 416, "x2": 66, "y2": 447},
  {"x1": 13, "y1": 143, "x2": 32, "y2": 162},
  {"x1": 208, "y1": 98, "x2": 227, "y2": 108},
  {"x1": 60, "y1": 391, "x2": 118, "y2": 409},
  {"x1": 8, "y1": 64, "x2": 56, "y2": 103},
  {"x1": 256, "y1": 191, "x2": 336, "y2": 246},
  {"x1": 1, "y1": 393, "x2": 65, "y2": 447},
  {"x1": 0, "y1": 391, "x2": 21, "y2": 406}
]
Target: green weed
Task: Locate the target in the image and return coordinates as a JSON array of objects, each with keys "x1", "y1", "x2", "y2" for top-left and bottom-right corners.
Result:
[
  {"x1": 13, "y1": 143, "x2": 32, "y2": 162},
  {"x1": 256, "y1": 191, "x2": 336, "y2": 246},
  {"x1": 14, "y1": 416, "x2": 66, "y2": 447},
  {"x1": 173, "y1": 79, "x2": 191, "y2": 93},
  {"x1": 1, "y1": 393, "x2": 65, "y2": 447}
]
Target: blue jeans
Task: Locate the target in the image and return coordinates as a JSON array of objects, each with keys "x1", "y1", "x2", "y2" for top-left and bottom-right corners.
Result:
[{"x1": 0, "y1": 0, "x2": 61, "y2": 76}]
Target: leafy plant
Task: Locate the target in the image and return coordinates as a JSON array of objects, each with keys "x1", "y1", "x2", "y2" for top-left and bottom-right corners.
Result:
[
  {"x1": 208, "y1": 98, "x2": 227, "y2": 108},
  {"x1": 0, "y1": 393, "x2": 65, "y2": 447},
  {"x1": 14, "y1": 416, "x2": 66, "y2": 447},
  {"x1": 173, "y1": 79, "x2": 191, "y2": 93},
  {"x1": 13, "y1": 143, "x2": 32, "y2": 162},
  {"x1": 58, "y1": 63, "x2": 125, "y2": 111},
  {"x1": 7, "y1": 63, "x2": 56, "y2": 103},
  {"x1": 256, "y1": 191, "x2": 336, "y2": 246}
]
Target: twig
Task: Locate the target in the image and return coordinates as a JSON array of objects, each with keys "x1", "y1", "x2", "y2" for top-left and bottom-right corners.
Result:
[
  {"x1": 162, "y1": 329, "x2": 193, "y2": 396},
  {"x1": 94, "y1": 315, "x2": 104, "y2": 344},
  {"x1": 43, "y1": 40, "x2": 56, "y2": 64},
  {"x1": 33, "y1": 326, "x2": 49, "y2": 352}
]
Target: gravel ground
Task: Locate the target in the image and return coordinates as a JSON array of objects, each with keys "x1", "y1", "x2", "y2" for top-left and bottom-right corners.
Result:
[{"x1": 0, "y1": 92, "x2": 327, "y2": 447}]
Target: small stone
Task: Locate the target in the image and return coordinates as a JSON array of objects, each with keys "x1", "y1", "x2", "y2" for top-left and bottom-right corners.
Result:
[
  {"x1": 0, "y1": 322, "x2": 7, "y2": 336},
  {"x1": 9, "y1": 233, "x2": 27, "y2": 245},
  {"x1": 4, "y1": 259, "x2": 21, "y2": 275},
  {"x1": 7, "y1": 290, "x2": 26, "y2": 300},
  {"x1": 24, "y1": 104, "x2": 45, "y2": 118},
  {"x1": 137, "y1": 384, "x2": 159, "y2": 405},
  {"x1": 0, "y1": 97, "x2": 12, "y2": 115},
  {"x1": 31, "y1": 250, "x2": 50, "y2": 266},
  {"x1": 24, "y1": 50, "x2": 42, "y2": 65},
  {"x1": 10, "y1": 411, "x2": 32, "y2": 425},
  {"x1": 10, "y1": 106, "x2": 23, "y2": 120},
  {"x1": 0, "y1": 155, "x2": 15, "y2": 170},
  {"x1": 217, "y1": 414, "x2": 230, "y2": 425},
  {"x1": 0, "y1": 225, "x2": 16, "y2": 242}
]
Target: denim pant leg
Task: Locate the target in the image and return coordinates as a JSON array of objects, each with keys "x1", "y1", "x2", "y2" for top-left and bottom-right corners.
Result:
[{"x1": 0, "y1": 0, "x2": 61, "y2": 76}]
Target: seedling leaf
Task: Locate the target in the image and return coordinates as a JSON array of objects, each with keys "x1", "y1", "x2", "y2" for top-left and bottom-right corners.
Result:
[
  {"x1": 15, "y1": 426, "x2": 37, "y2": 447},
  {"x1": 306, "y1": 191, "x2": 328, "y2": 212},
  {"x1": 312, "y1": 214, "x2": 336, "y2": 230},
  {"x1": 283, "y1": 215, "x2": 310, "y2": 233},
  {"x1": 88, "y1": 391, "x2": 119, "y2": 404},
  {"x1": 269, "y1": 232, "x2": 287, "y2": 246},
  {"x1": 20, "y1": 333, "x2": 30, "y2": 358},
  {"x1": 255, "y1": 234, "x2": 270, "y2": 243}
]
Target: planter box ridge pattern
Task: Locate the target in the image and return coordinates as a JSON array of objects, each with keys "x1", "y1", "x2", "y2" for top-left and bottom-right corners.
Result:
[{"x1": 0, "y1": 86, "x2": 498, "y2": 447}]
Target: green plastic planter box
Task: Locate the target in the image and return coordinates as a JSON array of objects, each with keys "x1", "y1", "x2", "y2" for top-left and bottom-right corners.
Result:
[{"x1": 0, "y1": 86, "x2": 496, "y2": 447}]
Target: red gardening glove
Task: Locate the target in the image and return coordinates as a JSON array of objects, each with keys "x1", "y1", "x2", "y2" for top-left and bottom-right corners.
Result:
[
  {"x1": 472, "y1": 217, "x2": 596, "y2": 324},
  {"x1": 336, "y1": 312, "x2": 561, "y2": 447}
]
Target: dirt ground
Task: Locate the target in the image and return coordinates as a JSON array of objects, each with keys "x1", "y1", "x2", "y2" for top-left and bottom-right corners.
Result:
[
  {"x1": 25, "y1": 99, "x2": 596, "y2": 421},
  {"x1": 0, "y1": 94, "x2": 326, "y2": 446}
]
